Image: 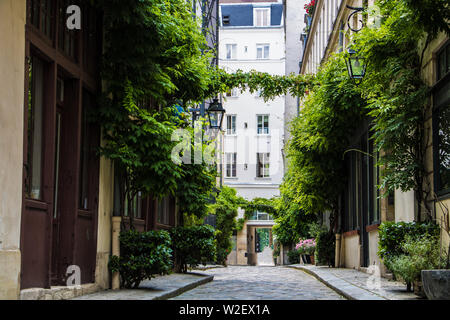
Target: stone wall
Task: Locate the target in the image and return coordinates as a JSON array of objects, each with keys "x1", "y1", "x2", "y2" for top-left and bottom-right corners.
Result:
[{"x1": 0, "y1": 0, "x2": 26, "y2": 300}]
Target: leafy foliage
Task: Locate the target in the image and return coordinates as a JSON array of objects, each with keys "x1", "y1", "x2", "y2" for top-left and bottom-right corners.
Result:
[
  {"x1": 315, "y1": 230, "x2": 336, "y2": 267},
  {"x1": 208, "y1": 69, "x2": 313, "y2": 103},
  {"x1": 169, "y1": 225, "x2": 216, "y2": 273},
  {"x1": 95, "y1": 0, "x2": 219, "y2": 229},
  {"x1": 378, "y1": 221, "x2": 439, "y2": 272},
  {"x1": 109, "y1": 230, "x2": 172, "y2": 289},
  {"x1": 210, "y1": 186, "x2": 247, "y2": 265},
  {"x1": 272, "y1": 192, "x2": 317, "y2": 246},
  {"x1": 287, "y1": 249, "x2": 301, "y2": 264},
  {"x1": 283, "y1": 54, "x2": 365, "y2": 225},
  {"x1": 389, "y1": 234, "x2": 446, "y2": 284}
]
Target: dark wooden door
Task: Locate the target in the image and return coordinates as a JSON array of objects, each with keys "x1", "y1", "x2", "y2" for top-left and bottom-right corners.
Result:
[{"x1": 21, "y1": 56, "x2": 57, "y2": 289}]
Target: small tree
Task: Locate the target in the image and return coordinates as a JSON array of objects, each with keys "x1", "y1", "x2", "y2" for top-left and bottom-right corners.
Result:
[
  {"x1": 210, "y1": 186, "x2": 247, "y2": 265},
  {"x1": 170, "y1": 225, "x2": 216, "y2": 273}
]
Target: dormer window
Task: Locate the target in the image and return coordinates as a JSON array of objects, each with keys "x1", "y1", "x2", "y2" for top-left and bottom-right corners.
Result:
[
  {"x1": 222, "y1": 15, "x2": 230, "y2": 25},
  {"x1": 254, "y1": 8, "x2": 270, "y2": 27}
]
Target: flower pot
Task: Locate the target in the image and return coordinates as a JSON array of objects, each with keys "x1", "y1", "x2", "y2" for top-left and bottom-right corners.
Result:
[
  {"x1": 310, "y1": 255, "x2": 315, "y2": 265},
  {"x1": 421, "y1": 270, "x2": 450, "y2": 300},
  {"x1": 304, "y1": 254, "x2": 311, "y2": 264}
]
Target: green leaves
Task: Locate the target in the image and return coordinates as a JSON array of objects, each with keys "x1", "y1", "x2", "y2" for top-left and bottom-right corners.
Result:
[
  {"x1": 282, "y1": 54, "x2": 364, "y2": 218},
  {"x1": 169, "y1": 225, "x2": 216, "y2": 272},
  {"x1": 210, "y1": 186, "x2": 247, "y2": 264},
  {"x1": 108, "y1": 229, "x2": 173, "y2": 288}
]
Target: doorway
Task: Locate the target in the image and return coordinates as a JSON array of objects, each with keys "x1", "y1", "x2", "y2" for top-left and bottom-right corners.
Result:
[{"x1": 255, "y1": 228, "x2": 274, "y2": 266}]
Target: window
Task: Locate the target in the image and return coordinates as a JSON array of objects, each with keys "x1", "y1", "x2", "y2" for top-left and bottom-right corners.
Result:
[
  {"x1": 257, "y1": 153, "x2": 270, "y2": 178},
  {"x1": 257, "y1": 115, "x2": 269, "y2": 134},
  {"x1": 256, "y1": 44, "x2": 270, "y2": 59},
  {"x1": 58, "y1": 0, "x2": 78, "y2": 60},
  {"x1": 433, "y1": 42, "x2": 450, "y2": 195},
  {"x1": 437, "y1": 42, "x2": 450, "y2": 81},
  {"x1": 158, "y1": 197, "x2": 171, "y2": 225},
  {"x1": 79, "y1": 90, "x2": 98, "y2": 210},
  {"x1": 226, "y1": 115, "x2": 236, "y2": 135},
  {"x1": 26, "y1": 56, "x2": 45, "y2": 200},
  {"x1": 338, "y1": 21, "x2": 345, "y2": 53},
  {"x1": 225, "y1": 153, "x2": 237, "y2": 178},
  {"x1": 113, "y1": 173, "x2": 143, "y2": 219},
  {"x1": 29, "y1": 0, "x2": 55, "y2": 39},
  {"x1": 254, "y1": 8, "x2": 270, "y2": 27},
  {"x1": 226, "y1": 88, "x2": 239, "y2": 97},
  {"x1": 249, "y1": 211, "x2": 273, "y2": 221},
  {"x1": 226, "y1": 44, "x2": 237, "y2": 60}
]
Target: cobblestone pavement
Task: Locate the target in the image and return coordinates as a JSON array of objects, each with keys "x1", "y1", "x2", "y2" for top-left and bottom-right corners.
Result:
[
  {"x1": 294, "y1": 265, "x2": 420, "y2": 300},
  {"x1": 171, "y1": 266, "x2": 345, "y2": 300}
]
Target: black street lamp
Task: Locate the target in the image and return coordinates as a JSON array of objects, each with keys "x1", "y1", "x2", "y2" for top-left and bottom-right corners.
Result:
[
  {"x1": 345, "y1": 5, "x2": 367, "y2": 84},
  {"x1": 346, "y1": 48, "x2": 366, "y2": 85},
  {"x1": 207, "y1": 98, "x2": 226, "y2": 131}
]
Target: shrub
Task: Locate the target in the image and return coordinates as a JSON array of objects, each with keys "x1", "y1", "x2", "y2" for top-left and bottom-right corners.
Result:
[
  {"x1": 389, "y1": 234, "x2": 445, "y2": 285},
  {"x1": 109, "y1": 229, "x2": 172, "y2": 289},
  {"x1": 170, "y1": 225, "x2": 216, "y2": 273},
  {"x1": 316, "y1": 230, "x2": 335, "y2": 267},
  {"x1": 378, "y1": 221, "x2": 439, "y2": 272},
  {"x1": 287, "y1": 249, "x2": 300, "y2": 264}
]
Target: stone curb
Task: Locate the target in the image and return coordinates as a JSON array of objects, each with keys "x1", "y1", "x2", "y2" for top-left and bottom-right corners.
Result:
[
  {"x1": 152, "y1": 275, "x2": 214, "y2": 300},
  {"x1": 287, "y1": 265, "x2": 386, "y2": 300}
]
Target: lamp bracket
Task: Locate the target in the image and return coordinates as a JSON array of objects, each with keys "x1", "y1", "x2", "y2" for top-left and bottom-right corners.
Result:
[{"x1": 346, "y1": 5, "x2": 365, "y2": 33}]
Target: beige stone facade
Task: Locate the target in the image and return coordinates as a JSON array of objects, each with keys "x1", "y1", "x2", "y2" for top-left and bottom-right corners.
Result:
[
  {"x1": 227, "y1": 220, "x2": 275, "y2": 266},
  {"x1": 0, "y1": 1, "x2": 115, "y2": 299},
  {"x1": 0, "y1": 0, "x2": 26, "y2": 300},
  {"x1": 301, "y1": 0, "x2": 449, "y2": 275}
]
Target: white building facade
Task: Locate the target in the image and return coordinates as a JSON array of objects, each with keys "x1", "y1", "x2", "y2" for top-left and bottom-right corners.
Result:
[{"x1": 219, "y1": 0, "x2": 285, "y2": 265}]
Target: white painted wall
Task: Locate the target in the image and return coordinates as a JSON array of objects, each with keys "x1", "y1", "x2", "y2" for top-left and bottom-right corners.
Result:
[
  {"x1": 394, "y1": 189, "x2": 415, "y2": 222},
  {"x1": 284, "y1": 0, "x2": 308, "y2": 171},
  {"x1": 220, "y1": 16, "x2": 285, "y2": 201}
]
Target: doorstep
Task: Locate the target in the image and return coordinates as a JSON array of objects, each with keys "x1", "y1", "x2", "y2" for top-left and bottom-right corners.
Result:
[
  {"x1": 73, "y1": 273, "x2": 214, "y2": 300},
  {"x1": 20, "y1": 283, "x2": 101, "y2": 300}
]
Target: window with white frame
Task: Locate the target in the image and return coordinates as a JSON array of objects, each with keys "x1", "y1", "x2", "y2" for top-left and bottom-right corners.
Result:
[
  {"x1": 254, "y1": 8, "x2": 270, "y2": 27},
  {"x1": 226, "y1": 115, "x2": 236, "y2": 135},
  {"x1": 225, "y1": 87, "x2": 239, "y2": 97},
  {"x1": 225, "y1": 153, "x2": 237, "y2": 178},
  {"x1": 226, "y1": 44, "x2": 237, "y2": 60},
  {"x1": 256, "y1": 44, "x2": 270, "y2": 59},
  {"x1": 249, "y1": 211, "x2": 273, "y2": 221},
  {"x1": 257, "y1": 115, "x2": 269, "y2": 134},
  {"x1": 257, "y1": 153, "x2": 270, "y2": 178}
]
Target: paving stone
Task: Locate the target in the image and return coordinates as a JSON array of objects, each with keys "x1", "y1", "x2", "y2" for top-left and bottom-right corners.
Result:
[
  {"x1": 73, "y1": 273, "x2": 213, "y2": 300},
  {"x1": 289, "y1": 265, "x2": 420, "y2": 300},
  {"x1": 171, "y1": 266, "x2": 345, "y2": 300}
]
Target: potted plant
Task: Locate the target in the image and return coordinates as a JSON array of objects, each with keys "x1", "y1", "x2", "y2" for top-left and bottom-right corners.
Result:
[
  {"x1": 422, "y1": 201, "x2": 450, "y2": 300},
  {"x1": 296, "y1": 239, "x2": 316, "y2": 265}
]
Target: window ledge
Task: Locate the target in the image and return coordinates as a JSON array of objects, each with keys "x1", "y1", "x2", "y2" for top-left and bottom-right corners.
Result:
[
  {"x1": 343, "y1": 230, "x2": 360, "y2": 238},
  {"x1": 366, "y1": 223, "x2": 380, "y2": 233}
]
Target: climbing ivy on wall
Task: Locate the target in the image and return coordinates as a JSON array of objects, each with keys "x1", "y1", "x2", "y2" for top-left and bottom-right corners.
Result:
[
  {"x1": 283, "y1": 53, "x2": 365, "y2": 228},
  {"x1": 353, "y1": 0, "x2": 450, "y2": 219},
  {"x1": 96, "y1": 0, "x2": 217, "y2": 229}
]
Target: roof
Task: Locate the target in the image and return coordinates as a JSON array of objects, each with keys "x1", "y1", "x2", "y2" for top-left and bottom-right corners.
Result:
[
  {"x1": 219, "y1": 0, "x2": 278, "y2": 3},
  {"x1": 220, "y1": 3, "x2": 283, "y2": 27}
]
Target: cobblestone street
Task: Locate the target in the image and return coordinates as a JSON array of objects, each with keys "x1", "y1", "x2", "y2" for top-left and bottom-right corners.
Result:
[{"x1": 171, "y1": 266, "x2": 345, "y2": 300}]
